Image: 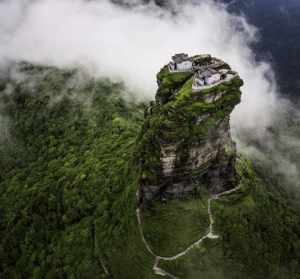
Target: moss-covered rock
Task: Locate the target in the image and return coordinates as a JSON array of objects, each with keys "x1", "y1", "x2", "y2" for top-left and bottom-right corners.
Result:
[{"x1": 139, "y1": 54, "x2": 243, "y2": 205}]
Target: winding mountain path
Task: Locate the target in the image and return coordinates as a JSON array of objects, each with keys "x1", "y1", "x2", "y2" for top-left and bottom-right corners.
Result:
[{"x1": 136, "y1": 185, "x2": 241, "y2": 278}]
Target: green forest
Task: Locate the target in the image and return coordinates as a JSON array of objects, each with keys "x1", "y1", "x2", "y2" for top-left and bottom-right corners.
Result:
[{"x1": 0, "y1": 63, "x2": 300, "y2": 279}]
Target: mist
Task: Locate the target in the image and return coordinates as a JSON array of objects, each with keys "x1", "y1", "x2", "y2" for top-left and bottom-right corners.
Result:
[
  {"x1": 1, "y1": 0, "x2": 298, "y2": 188},
  {"x1": 0, "y1": 0, "x2": 279, "y2": 131}
]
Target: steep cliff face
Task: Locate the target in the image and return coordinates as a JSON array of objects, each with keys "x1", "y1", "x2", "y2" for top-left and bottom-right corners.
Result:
[{"x1": 138, "y1": 54, "x2": 243, "y2": 205}]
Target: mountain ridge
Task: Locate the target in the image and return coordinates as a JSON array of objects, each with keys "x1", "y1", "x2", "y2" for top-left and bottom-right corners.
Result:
[{"x1": 0, "y1": 59, "x2": 300, "y2": 278}]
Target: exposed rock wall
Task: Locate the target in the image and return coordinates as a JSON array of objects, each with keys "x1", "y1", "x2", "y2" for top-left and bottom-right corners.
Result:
[{"x1": 138, "y1": 54, "x2": 243, "y2": 205}]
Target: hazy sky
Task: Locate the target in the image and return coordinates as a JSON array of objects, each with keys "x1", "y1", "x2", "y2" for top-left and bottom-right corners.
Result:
[{"x1": 0, "y1": 0, "x2": 278, "y2": 132}]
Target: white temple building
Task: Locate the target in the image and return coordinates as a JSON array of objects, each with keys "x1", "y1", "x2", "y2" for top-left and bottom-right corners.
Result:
[
  {"x1": 205, "y1": 71, "x2": 221, "y2": 85},
  {"x1": 168, "y1": 53, "x2": 237, "y2": 92},
  {"x1": 192, "y1": 69, "x2": 221, "y2": 91},
  {"x1": 169, "y1": 53, "x2": 193, "y2": 72},
  {"x1": 192, "y1": 68, "x2": 238, "y2": 92}
]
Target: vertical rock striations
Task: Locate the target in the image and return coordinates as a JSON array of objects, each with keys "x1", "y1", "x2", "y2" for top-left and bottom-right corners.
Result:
[{"x1": 138, "y1": 54, "x2": 243, "y2": 205}]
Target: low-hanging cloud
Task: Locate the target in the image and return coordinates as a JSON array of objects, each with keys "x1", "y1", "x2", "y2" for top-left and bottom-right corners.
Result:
[
  {"x1": 0, "y1": 0, "x2": 279, "y2": 133},
  {"x1": 4, "y1": 0, "x2": 298, "y2": 190}
]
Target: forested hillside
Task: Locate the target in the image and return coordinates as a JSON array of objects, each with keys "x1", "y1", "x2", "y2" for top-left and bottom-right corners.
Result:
[
  {"x1": 0, "y1": 63, "x2": 300, "y2": 279},
  {"x1": 0, "y1": 63, "x2": 150, "y2": 278}
]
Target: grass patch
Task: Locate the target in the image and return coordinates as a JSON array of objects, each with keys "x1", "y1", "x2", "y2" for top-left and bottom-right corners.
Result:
[{"x1": 142, "y1": 195, "x2": 210, "y2": 257}]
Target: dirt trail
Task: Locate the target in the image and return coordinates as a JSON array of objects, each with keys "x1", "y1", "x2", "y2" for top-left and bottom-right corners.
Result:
[{"x1": 136, "y1": 185, "x2": 241, "y2": 278}]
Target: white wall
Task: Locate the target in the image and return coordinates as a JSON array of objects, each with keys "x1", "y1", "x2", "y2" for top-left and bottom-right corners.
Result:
[
  {"x1": 205, "y1": 73, "x2": 221, "y2": 85},
  {"x1": 177, "y1": 61, "x2": 193, "y2": 71}
]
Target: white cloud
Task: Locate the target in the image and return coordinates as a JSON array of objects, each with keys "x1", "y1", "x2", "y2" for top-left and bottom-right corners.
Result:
[
  {"x1": 1, "y1": 0, "x2": 299, "y2": 189},
  {"x1": 0, "y1": 0, "x2": 279, "y2": 131}
]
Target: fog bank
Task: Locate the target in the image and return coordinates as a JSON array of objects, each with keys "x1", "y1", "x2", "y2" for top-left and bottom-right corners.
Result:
[{"x1": 0, "y1": 0, "x2": 279, "y2": 133}]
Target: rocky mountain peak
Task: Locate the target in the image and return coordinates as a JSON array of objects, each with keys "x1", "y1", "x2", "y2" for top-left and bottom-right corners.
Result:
[{"x1": 138, "y1": 53, "x2": 244, "y2": 205}]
